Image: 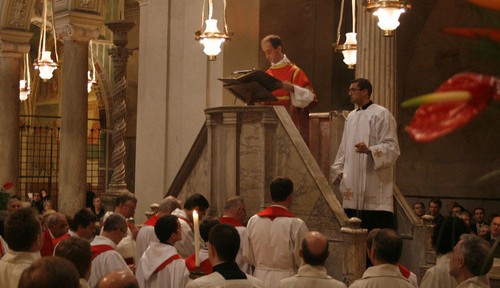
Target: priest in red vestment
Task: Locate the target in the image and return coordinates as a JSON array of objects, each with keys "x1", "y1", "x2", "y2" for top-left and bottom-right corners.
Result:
[{"x1": 260, "y1": 34, "x2": 317, "y2": 146}]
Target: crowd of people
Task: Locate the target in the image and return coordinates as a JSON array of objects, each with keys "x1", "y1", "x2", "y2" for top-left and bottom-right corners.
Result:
[{"x1": 0, "y1": 176, "x2": 497, "y2": 288}]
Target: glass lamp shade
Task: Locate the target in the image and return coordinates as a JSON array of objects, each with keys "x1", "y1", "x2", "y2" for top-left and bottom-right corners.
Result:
[
  {"x1": 342, "y1": 32, "x2": 357, "y2": 67},
  {"x1": 200, "y1": 19, "x2": 226, "y2": 58},
  {"x1": 19, "y1": 80, "x2": 30, "y2": 101},
  {"x1": 88, "y1": 71, "x2": 93, "y2": 93},
  {"x1": 374, "y1": 8, "x2": 403, "y2": 34},
  {"x1": 36, "y1": 51, "x2": 57, "y2": 81}
]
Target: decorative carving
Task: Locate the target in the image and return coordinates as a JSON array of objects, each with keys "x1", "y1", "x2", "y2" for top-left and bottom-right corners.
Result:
[
  {"x1": 0, "y1": 39, "x2": 30, "y2": 55},
  {"x1": 56, "y1": 23, "x2": 100, "y2": 42},
  {"x1": 6, "y1": 0, "x2": 30, "y2": 29}
]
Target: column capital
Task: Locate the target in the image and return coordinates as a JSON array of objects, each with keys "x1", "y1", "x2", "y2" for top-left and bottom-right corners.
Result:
[
  {"x1": 56, "y1": 22, "x2": 101, "y2": 43},
  {"x1": 135, "y1": 0, "x2": 149, "y2": 7},
  {"x1": 0, "y1": 29, "x2": 31, "y2": 57}
]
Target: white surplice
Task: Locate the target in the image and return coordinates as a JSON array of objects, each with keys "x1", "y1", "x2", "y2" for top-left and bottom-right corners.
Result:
[
  {"x1": 101, "y1": 211, "x2": 136, "y2": 263},
  {"x1": 0, "y1": 250, "x2": 40, "y2": 288},
  {"x1": 420, "y1": 253, "x2": 457, "y2": 288},
  {"x1": 171, "y1": 208, "x2": 195, "y2": 257},
  {"x1": 136, "y1": 224, "x2": 158, "y2": 260},
  {"x1": 330, "y1": 104, "x2": 400, "y2": 212},
  {"x1": 88, "y1": 236, "x2": 132, "y2": 288},
  {"x1": 186, "y1": 271, "x2": 264, "y2": 288},
  {"x1": 243, "y1": 206, "x2": 309, "y2": 288},
  {"x1": 135, "y1": 242, "x2": 189, "y2": 288}
]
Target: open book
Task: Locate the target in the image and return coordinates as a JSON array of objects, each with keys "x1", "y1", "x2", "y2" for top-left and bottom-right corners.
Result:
[{"x1": 218, "y1": 70, "x2": 281, "y2": 105}]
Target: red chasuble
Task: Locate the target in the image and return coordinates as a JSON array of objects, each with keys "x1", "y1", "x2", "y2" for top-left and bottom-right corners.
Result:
[
  {"x1": 261, "y1": 63, "x2": 317, "y2": 145},
  {"x1": 91, "y1": 244, "x2": 115, "y2": 260},
  {"x1": 185, "y1": 254, "x2": 213, "y2": 275},
  {"x1": 257, "y1": 206, "x2": 296, "y2": 221},
  {"x1": 143, "y1": 214, "x2": 159, "y2": 227}
]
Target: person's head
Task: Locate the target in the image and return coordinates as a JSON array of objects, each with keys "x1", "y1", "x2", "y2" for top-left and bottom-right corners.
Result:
[
  {"x1": 47, "y1": 212, "x2": 69, "y2": 238},
  {"x1": 261, "y1": 34, "x2": 285, "y2": 64},
  {"x1": 412, "y1": 202, "x2": 425, "y2": 217},
  {"x1": 200, "y1": 217, "x2": 220, "y2": 243},
  {"x1": 7, "y1": 197, "x2": 22, "y2": 213},
  {"x1": 41, "y1": 189, "x2": 47, "y2": 198},
  {"x1": 208, "y1": 224, "x2": 240, "y2": 264},
  {"x1": 96, "y1": 270, "x2": 139, "y2": 288},
  {"x1": 432, "y1": 216, "x2": 470, "y2": 255},
  {"x1": 157, "y1": 196, "x2": 181, "y2": 216},
  {"x1": 155, "y1": 215, "x2": 182, "y2": 245},
  {"x1": 429, "y1": 198, "x2": 442, "y2": 217},
  {"x1": 490, "y1": 216, "x2": 500, "y2": 238},
  {"x1": 33, "y1": 192, "x2": 41, "y2": 202},
  {"x1": 349, "y1": 78, "x2": 372, "y2": 106},
  {"x1": 19, "y1": 256, "x2": 80, "y2": 288},
  {"x1": 270, "y1": 177, "x2": 294, "y2": 203},
  {"x1": 370, "y1": 228, "x2": 402, "y2": 265},
  {"x1": 457, "y1": 211, "x2": 472, "y2": 228},
  {"x1": 449, "y1": 234, "x2": 494, "y2": 283},
  {"x1": 223, "y1": 196, "x2": 246, "y2": 223},
  {"x1": 479, "y1": 225, "x2": 490, "y2": 237},
  {"x1": 102, "y1": 213, "x2": 128, "y2": 245},
  {"x1": 300, "y1": 231, "x2": 329, "y2": 266},
  {"x1": 93, "y1": 197, "x2": 102, "y2": 209},
  {"x1": 43, "y1": 200, "x2": 53, "y2": 212},
  {"x1": 473, "y1": 208, "x2": 485, "y2": 223},
  {"x1": 183, "y1": 193, "x2": 209, "y2": 220},
  {"x1": 69, "y1": 208, "x2": 98, "y2": 239},
  {"x1": 54, "y1": 237, "x2": 92, "y2": 280},
  {"x1": 451, "y1": 204, "x2": 464, "y2": 217},
  {"x1": 114, "y1": 192, "x2": 137, "y2": 218},
  {"x1": 5, "y1": 207, "x2": 42, "y2": 252}
]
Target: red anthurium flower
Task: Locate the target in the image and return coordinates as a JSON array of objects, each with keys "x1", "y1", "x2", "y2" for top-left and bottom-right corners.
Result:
[{"x1": 405, "y1": 73, "x2": 499, "y2": 143}]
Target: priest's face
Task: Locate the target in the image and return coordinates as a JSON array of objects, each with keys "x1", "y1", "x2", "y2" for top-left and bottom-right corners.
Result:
[
  {"x1": 262, "y1": 41, "x2": 283, "y2": 65},
  {"x1": 348, "y1": 83, "x2": 367, "y2": 106}
]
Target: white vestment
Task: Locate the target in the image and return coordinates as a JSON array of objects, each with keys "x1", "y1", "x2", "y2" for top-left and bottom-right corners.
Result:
[
  {"x1": 0, "y1": 250, "x2": 40, "y2": 288},
  {"x1": 135, "y1": 242, "x2": 189, "y2": 288},
  {"x1": 171, "y1": 208, "x2": 195, "y2": 257},
  {"x1": 88, "y1": 236, "x2": 132, "y2": 288},
  {"x1": 348, "y1": 264, "x2": 413, "y2": 288},
  {"x1": 243, "y1": 205, "x2": 309, "y2": 288},
  {"x1": 102, "y1": 211, "x2": 136, "y2": 263},
  {"x1": 420, "y1": 253, "x2": 457, "y2": 288},
  {"x1": 136, "y1": 224, "x2": 158, "y2": 260},
  {"x1": 280, "y1": 264, "x2": 347, "y2": 288},
  {"x1": 330, "y1": 104, "x2": 400, "y2": 212},
  {"x1": 186, "y1": 271, "x2": 264, "y2": 288}
]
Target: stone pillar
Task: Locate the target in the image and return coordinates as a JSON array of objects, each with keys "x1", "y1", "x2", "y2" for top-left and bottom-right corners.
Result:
[
  {"x1": 356, "y1": 0, "x2": 397, "y2": 115},
  {"x1": 206, "y1": 113, "x2": 219, "y2": 215},
  {"x1": 219, "y1": 112, "x2": 238, "y2": 212},
  {"x1": 0, "y1": 39, "x2": 30, "y2": 196},
  {"x1": 262, "y1": 108, "x2": 279, "y2": 208},
  {"x1": 341, "y1": 217, "x2": 368, "y2": 285},
  {"x1": 56, "y1": 23, "x2": 100, "y2": 216},
  {"x1": 102, "y1": 21, "x2": 135, "y2": 211}
]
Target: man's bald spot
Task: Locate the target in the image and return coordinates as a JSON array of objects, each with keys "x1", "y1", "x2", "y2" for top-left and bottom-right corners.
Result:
[
  {"x1": 96, "y1": 270, "x2": 138, "y2": 288},
  {"x1": 304, "y1": 231, "x2": 328, "y2": 255}
]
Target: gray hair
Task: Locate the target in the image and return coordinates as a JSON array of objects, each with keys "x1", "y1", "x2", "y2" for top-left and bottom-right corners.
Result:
[
  {"x1": 223, "y1": 196, "x2": 244, "y2": 212},
  {"x1": 103, "y1": 213, "x2": 127, "y2": 232},
  {"x1": 459, "y1": 234, "x2": 494, "y2": 276},
  {"x1": 158, "y1": 196, "x2": 181, "y2": 213}
]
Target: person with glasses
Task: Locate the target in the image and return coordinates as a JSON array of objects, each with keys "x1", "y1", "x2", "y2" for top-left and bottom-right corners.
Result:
[
  {"x1": 330, "y1": 78, "x2": 400, "y2": 231},
  {"x1": 89, "y1": 213, "x2": 132, "y2": 287}
]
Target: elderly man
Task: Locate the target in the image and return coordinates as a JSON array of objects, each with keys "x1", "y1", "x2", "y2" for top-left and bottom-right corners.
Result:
[
  {"x1": 244, "y1": 177, "x2": 309, "y2": 288},
  {"x1": 449, "y1": 234, "x2": 493, "y2": 287},
  {"x1": 186, "y1": 224, "x2": 263, "y2": 288},
  {"x1": 0, "y1": 208, "x2": 43, "y2": 288},
  {"x1": 349, "y1": 229, "x2": 413, "y2": 288},
  {"x1": 41, "y1": 212, "x2": 69, "y2": 256},
  {"x1": 280, "y1": 231, "x2": 346, "y2": 288},
  {"x1": 89, "y1": 214, "x2": 132, "y2": 287},
  {"x1": 219, "y1": 196, "x2": 250, "y2": 273},
  {"x1": 136, "y1": 196, "x2": 180, "y2": 260}
]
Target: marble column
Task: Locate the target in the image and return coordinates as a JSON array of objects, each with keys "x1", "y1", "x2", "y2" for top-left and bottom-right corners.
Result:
[
  {"x1": 0, "y1": 40, "x2": 29, "y2": 196},
  {"x1": 57, "y1": 24, "x2": 100, "y2": 216},
  {"x1": 356, "y1": 0, "x2": 397, "y2": 115}
]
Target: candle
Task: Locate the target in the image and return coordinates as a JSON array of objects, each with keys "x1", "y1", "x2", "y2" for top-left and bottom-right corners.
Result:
[{"x1": 193, "y1": 210, "x2": 200, "y2": 267}]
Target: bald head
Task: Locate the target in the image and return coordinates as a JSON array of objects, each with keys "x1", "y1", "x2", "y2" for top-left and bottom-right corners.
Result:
[
  {"x1": 301, "y1": 231, "x2": 329, "y2": 266},
  {"x1": 96, "y1": 270, "x2": 138, "y2": 288},
  {"x1": 223, "y1": 196, "x2": 246, "y2": 223},
  {"x1": 157, "y1": 196, "x2": 181, "y2": 215}
]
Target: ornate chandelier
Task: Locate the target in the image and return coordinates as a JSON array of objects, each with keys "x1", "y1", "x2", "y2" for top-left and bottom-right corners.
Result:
[
  {"x1": 194, "y1": 0, "x2": 230, "y2": 61},
  {"x1": 365, "y1": 0, "x2": 411, "y2": 36},
  {"x1": 33, "y1": 0, "x2": 59, "y2": 81},
  {"x1": 334, "y1": 0, "x2": 358, "y2": 69},
  {"x1": 20, "y1": 53, "x2": 31, "y2": 101}
]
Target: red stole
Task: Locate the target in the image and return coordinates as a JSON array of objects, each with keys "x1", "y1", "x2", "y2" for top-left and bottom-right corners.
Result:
[
  {"x1": 154, "y1": 254, "x2": 183, "y2": 273},
  {"x1": 257, "y1": 206, "x2": 296, "y2": 221},
  {"x1": 185, "y1": 253, "x2": 213, "y2": 275},
  {"x1": 41, "y1": 229, "x2": 55, "y2": 257},
  {"x1": 397, "y1": 263, "x2": 411, "y2": 279},
  {"x1": 91, "y1": 244, "x2": 115, "y2": 260},
  {"x1": 219, "y1": 217, "x2": 244, "y2": 227},
  {"x1": 53, "y1": 233, "x2": 70, "y2": 246},
  {"x1": 0, "y1": 240, "x2": 3, "y2": 256},
  {"x1": 144, "y1": 214, "x2": 159, "y2": 227}
]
